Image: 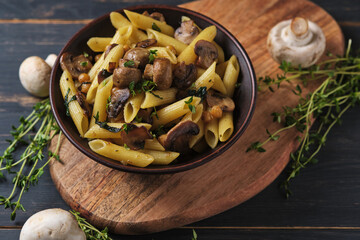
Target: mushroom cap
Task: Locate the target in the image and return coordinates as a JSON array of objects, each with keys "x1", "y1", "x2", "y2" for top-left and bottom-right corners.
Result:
[
  {"x1": 173, "y1": 62, "x2": 197, "y2": 90},
  {"x1": 267, "y1": 18, "x2": 326, "y2": 68},
  {"x1": 45, "y1": 54, "x2": 58, "y2": 68},
  {"x1": 123, "y1": 47, "x2": 150, "y2": 69},
  {"x1": 194, "y1": 40, "x2": 218, "y2": 69},
  {"x1": 19, "y1": 208, "x2": 86, "y2": 240},
  {"x1": 174, "y1": 20, "x2": 199, "y2": 45},
  {"x1": 113, "y1": 66, "x2": 142, "y2": 88},
  {"x1": 19, "y1": 56, "x2": 51, "y2": 97},
  {"x1": 60, "y1": 52, "x2": 93, "y2": 78}
]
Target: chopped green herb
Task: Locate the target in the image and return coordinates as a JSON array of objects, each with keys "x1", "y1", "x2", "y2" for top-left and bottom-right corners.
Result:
[
  {"x1": 150, "y1": 91, "x2": 163, "y2": 99},
  {"x1": 149, "y1": 49, "x2": 158, "y2": 63},
  {"x1": 134, "y1": 115, "x2": 142, "y2": 123},
  {"x1": 124, "y1": 60, "x2": 135, "y2": 67},
  {"x1": 94, "y1": 112, "x2": 130, "y2": 133},
  {"x1": 105, "y1": 96, "x2": 111, "y2": 110},
  {"x1": 83, "y1": 52, "x2": 89, "y2": 58},
  {"x1": 80, "y1": 61, "x2": 88, "y2": 67},
  {"x1": 151, "y1": 107, "x2": 159, "y2": 120},
  {"x1": 152, "y1": 22, "x2": 161, "y2": 32},
  {"x1": 64, "y1": 88, "x2": 77, "y2": 116},
  {"x1": 129, "y1": 81, "x2": 136, "y2": 96},
  {"x1": 123, "y1": 144, "x2": 130, "y2": 150},
  {"x1": 185, "y1": 96, "x2": 196, "y2": 113},
  {"x1": 188, "y1": 86, "x2": 207, "y2": 102}
]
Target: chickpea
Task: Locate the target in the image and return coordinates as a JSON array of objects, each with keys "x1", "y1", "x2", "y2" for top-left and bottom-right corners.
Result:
[
  {"x1": 166, "y1": 45, "x2": 177, "y2": 55},
  {"x1": 210, "y1": 106, "x2": 223, "y2": 119},
  {"x1": 95, "y1": 54, "x2": 102, "y2": 62},
  {"x1": 78, "y1": 73, "x2": 90, "y2": 83},
  {"x1": 80, "y1": 83, "x2": 91, "y2": 93}
]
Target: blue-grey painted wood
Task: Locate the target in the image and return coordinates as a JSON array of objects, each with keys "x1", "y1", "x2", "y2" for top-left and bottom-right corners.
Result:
[{"x1": 0, "y1": 0, "x2": 359, "y2": 239}]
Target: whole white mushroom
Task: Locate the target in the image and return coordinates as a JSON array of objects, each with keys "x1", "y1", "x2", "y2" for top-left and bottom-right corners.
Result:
[
  {"x1": 267, "y1": 17, "x2": 326, "y2": 68},
  {"x1": 19, "y1": 56, "x2": 52, "y2": 97},
  {"x1": 45, "y1": 54, "x2": 58, "y2": 68},
  {"x1": 19, "y1": 208, "x2": 86, "y2": 240}
]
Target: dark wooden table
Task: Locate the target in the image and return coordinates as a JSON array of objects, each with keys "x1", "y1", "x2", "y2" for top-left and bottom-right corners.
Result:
[{"x1": 0, "y1": 0, "x2": 359, "y2": 239}]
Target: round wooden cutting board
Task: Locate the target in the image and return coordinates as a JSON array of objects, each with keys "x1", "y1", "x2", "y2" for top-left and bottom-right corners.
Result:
[{"x1": 49, "y1": 0, "x2": 344, "y2": 234}]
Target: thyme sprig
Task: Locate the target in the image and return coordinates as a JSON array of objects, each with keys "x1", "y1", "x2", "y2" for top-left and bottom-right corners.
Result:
[
  {"x1": 0, "y1": 99, "x2": 61, "y2": 220},
  {"x1": 70, "y1": 210, "x2": 112, "y2": 240},
  {"x1": 248, "y1": 40, "x2": 360, "y2": 197}
]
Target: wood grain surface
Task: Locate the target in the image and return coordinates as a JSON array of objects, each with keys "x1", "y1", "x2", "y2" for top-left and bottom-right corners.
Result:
[{"x1": 47, "y1": 0, "x2": 345, "y2": 235}]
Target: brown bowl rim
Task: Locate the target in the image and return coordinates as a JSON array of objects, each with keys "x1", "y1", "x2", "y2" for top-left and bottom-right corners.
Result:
[{"x1": 50, "y1": 4, "x2": 257, "y2": 174}]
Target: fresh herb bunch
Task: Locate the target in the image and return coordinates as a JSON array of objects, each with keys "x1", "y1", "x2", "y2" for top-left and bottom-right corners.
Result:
[
  {"x1": 248, "y1": 40, "x2": 360, "y2": 197},
  {"x1": 0, "y1": 98, "x2": 62, "y2": 220},
  {"x1": 70, "y1": 210, "x2": 112, "y2": 240}
]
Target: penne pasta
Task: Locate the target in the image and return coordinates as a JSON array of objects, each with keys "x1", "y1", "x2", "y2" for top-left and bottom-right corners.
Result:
[
  {"x1": 194, "y1": 61, "x2": 216, "y2": 90},
  {"x1": 59, "y1": 70, "x2": 89, "y2": 137},
  {"x1": 89, "y1": 76, "x2": 113, "y2": 129},
  {"x1": 86, "y1": 44, "x2": 124, "y2": 104},
  {"x1": 181, "y1": 104, "x2": 203, "y2": 123},
  {"x1": 147, "y1": 46, "x2": 178, "y2": 64},
  {"x1": 216, "y1": 61, "x2": 229, "y2": 78},
  {"x1": 140, "y1": 149, "x2": 179, "y2": 165},
  {"x1": 152, "y1": 96, "x2": 201, "y2": 128},
  {"x1": 124, "y1": 10, "x2": 175, "y2": 36},
  {"x1": 223, "y1": 55, "x2": 240, "y2": 97},
  {"x1": 89, "y1": 139, "x2": 154, "y2": 167},
  {"x1": 124, "y1": 92, "x2": 145, "y2": 123},
  {"x1": 219, "y1": 112, "x2": 234, "y2": 142},
  {"x1": 87, "y1": 37, "x2": 112, "y2": 52},
  {"x1": 205, "y1": 118, "x2": 219, "y2": 149},
  {"x1": 140, "y1": 88, "x2": 177, "y2": 109},
  {"x1": 189, "y1": 119, "x2": 205, "y2": 148},
  {"x1": 84, "y1": 122, "x2": 152, "y2": 139},
  {"x1": 146, "y1": 28, "x2": 187, "y2": 54},
  {"x1": 144, "y1": 139, "x2": 165, "y2": 151},
  {"x1": 110, "y1": 11, "x2": 131, "y2": 29},
  {"x1": 212, "y1": 73, "x2": 227, "y2": 95},
  {"x1": 177, "y1": 25, "x2": 217, "y2": 65}
]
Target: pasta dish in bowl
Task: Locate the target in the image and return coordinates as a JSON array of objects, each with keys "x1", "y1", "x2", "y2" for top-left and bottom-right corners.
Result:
[{"x1": 50, "y1": 5, "x2": 256, "y2": 173}]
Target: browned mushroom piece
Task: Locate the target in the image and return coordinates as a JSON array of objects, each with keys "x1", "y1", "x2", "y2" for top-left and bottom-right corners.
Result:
[
  {"x1": 123, "y1": 47, "x2": 150, "y2": 69},
  {"x1": 60, "y1": 52, "x2": 93, "y2": 79},
  {"x1": 173, "y1": 62, "x2": 197, "y2": 89},
  {"x1": 107, "y1": 88, "x2": 130, "y2": 119},
  {"x1": 135, "y1": 108, "x2": 153, "y2": 124},
  {"x1": 174, "y1": 20, "x2": 199, "y2": 44},
  {"x1": 97, "y1": 69, "x2": 112, "y2": 84},
  {"x1": 158, "y1": 120, "x2": 199, "y2": 153},
  {"x1": 153, "y1": 58, "x2": 172, "y2": 90},
  {"x1": 75, "y1": 91, "x2": 92, "y2": 118},
  {"x1": 118, "y1": 59, "x2": 139, "y2": 68},
  {"x1": 206, "y1": 90, "x2": 235, "y2": 112},
  {"x1": 136, "y1": 39, "x2": 157, "y2": 48},
  {"x1": 143, "y1": 64, "x2": 153, "y2": 80},
  {"x1": 113, "y1": 66, "x2": 141, "y2": 88},
  {"x1": 104, "y1": 43, "x2": 118, "y2": 59},
  {"x1": 194, "y1": 40, "x2": 218, "y2": 69},
  {"x1": 142, "y1": 11, "x2": 165, "y2": 22},
  {"x1": 120, "y1": 124, "x2": 153, "y2": 150}
]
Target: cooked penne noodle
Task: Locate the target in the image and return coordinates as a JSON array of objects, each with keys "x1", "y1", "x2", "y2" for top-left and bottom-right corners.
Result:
[
  {"x1": 212, "y1": 73, "x2": 227, "y2": 95},
  {"x1": 86, "y1": 44, "x2": 124, "y2": 103},
  {"x1": 124, "y1": 92, "x2": 145, "y2": 123},
  {"x1": 88, "y1": 52, "x2": 105, "y2": 81},
  {"x1": 205, "y1": 118, "x2": 219, "y2": 149},
  {"x1": 152, "y1": 96, "x2": 201, "y2": 127},
  {"x1": 84, "y1": 123, "x2": 151, "y2": 139},
  {"x1": 189, "y1": 119, "x2": 205, "y2": 148},
  {"x1": 144, "y1": 139, "x2": 165, "y2": 151},
  {"x1": 140, "y1": 149, "x2": 179, "y2": 165},
  {"x1": 213, "y1": 41, "x2": 225, "y2": 63},
  {"x1": 147, "y1": 46, "x2": 177, "y2": 64},
  {"x1": 216, "y1": 61, "x2": 229, "y2": 78},
  {"x1": 223, "y1": 55, "x2": 240, "y2": 97},
  {"x1": 219, "y1": 112, "x2": 234, "y2": 142},
  {"x1": 89, "y1": 76, "x2": 113, "y2": 129},
  {"x1": 87, "y1": 37, "x2": 112, "y2": 52},
  {"x1": 146, "y1": 28, "x2": 187, "y2": 54},
  {"x1": 89, "y1": 139, "x2": 154, "y2": 167},
  {"x1": 59, "y1": 70, "x2": 89, "y2": 137},
  {"x1": 140, "y1": 88, "x2": 177, "y2": 109},
  {"x1": 194, "y1": 61, "x2": 216, "y2": 90},
  {"x1": 181, "y1": 104, "x2": 203, "y2": 123},
  {"x1": 196, "y1": 67, "x2": 206, "y2": 78},
  {"x1": 177, "y1": 25, "x2": 217, "y2": 64},
  {"x1": 110, "y1": 11, "x2": 131, "y2": 29},
  {"x1": 124, "y1": 10, "x2": 175, "y2": 36}
]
